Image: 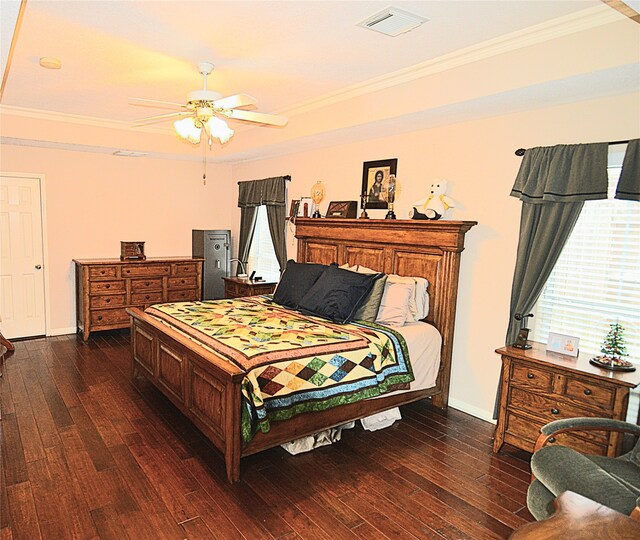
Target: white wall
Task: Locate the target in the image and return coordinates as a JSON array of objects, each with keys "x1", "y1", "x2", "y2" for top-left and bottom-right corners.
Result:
[
  {"x1": 232, "y1": 92, "x2": 640, "y2": 421},
  {"x1": 1, "y1": 144, "x2": 234, "y2": 334}
]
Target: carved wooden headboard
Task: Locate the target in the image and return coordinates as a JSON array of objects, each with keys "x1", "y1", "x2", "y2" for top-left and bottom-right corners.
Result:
[{"x1": 295, "y1": 218, "x2": 476, "y2": 408}]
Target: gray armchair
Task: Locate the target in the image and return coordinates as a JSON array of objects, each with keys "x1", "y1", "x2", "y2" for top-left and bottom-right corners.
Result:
[{"x1": 527, "y1": 417, "x2": 640, "y2": 521}]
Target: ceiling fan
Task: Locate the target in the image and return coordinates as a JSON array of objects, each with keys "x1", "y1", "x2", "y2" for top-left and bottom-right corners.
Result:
[{"x1": 132, "y1": 62, "x2": 288, "y2": 146}]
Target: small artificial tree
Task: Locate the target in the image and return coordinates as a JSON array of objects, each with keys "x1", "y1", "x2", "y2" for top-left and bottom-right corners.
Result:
[{"x1": 600, "y1": 322, "x2": 628, "y2": 360}]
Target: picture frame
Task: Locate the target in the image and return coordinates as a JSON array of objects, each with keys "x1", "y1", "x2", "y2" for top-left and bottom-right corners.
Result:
[
  {"x1": 299, "y1": 197, "x2": 313, "y2": 217},
  {"x1": 546, "y1": 332, "x2": 580, "y2": 357},
  {"x1": 361, "y1": 158, "x2": 398, "y2": 210},
  {"x1": 289, "y1": 199, "x2": 300, "y2": 219}
]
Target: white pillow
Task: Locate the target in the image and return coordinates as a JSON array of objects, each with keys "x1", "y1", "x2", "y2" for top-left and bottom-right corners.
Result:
[
  {"x1": 375, "y1": 280, "x2": 414, "y2": 327},
  {"x1": 413, "y1": 277, "x2": 430, "y2": 319},
  {"x1": 354, "y1": 265, "x2": 379, "y2": 275},
  {"x1": 339, "y1": 263, "x2": 358, "y2": 271}
]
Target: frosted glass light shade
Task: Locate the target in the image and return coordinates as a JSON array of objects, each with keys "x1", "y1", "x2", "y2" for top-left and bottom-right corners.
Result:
[
  {"x1": 207, "y1": 117, "x2": 234, "y2": 144},
  {"x1": 174, "y1": 117, "x2": 201, "y2": 144}
]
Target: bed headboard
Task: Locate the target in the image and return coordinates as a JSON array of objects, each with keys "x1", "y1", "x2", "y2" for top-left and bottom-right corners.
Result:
[{"x1": 294, "y1": 218, "x2": 476, "y2": 408}]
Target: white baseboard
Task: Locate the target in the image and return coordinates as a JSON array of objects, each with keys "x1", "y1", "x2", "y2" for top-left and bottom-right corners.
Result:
[
  {"x1": 47, "y1": 326, "x2": 76, "y2": 336},
  {"x1": 448, "y1": 398, "x2": 496, "y2": 424}
]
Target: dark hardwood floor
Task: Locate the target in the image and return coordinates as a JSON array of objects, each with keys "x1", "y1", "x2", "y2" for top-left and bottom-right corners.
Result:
[{"x1": 0, "y1": 331, "x2": 534, "y2": 539}]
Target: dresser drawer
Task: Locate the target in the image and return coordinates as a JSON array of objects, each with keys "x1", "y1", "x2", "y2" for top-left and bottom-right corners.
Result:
[
  {"x1": 565, "y1": 377, "x2": 614, "y2": 410},
  {"x1": 505, "y1": 412, "x2": 607, "y2": 455},
  {"x1": 130, "y1": 278, "x2": 163, "y2": 291},
  {"x1": 89, "y1": 280, "x2": 125, "y2": 294},
  {"x1": 172, "y1": 262, "x2": 199, "y2": 276},
  {"x1": 509, "y1": 386, "x2": 599, "y2": 422},
  {"x1": 122, "y1": 264, "x2": 170, "y2": 278},
  {"x1": 90, "y1": 294, "x2": 126, "y2": 309},
  {"x1": 89, "y1": 266, "x2": 118, "y2": 280},
  {"x1": 167, "y1": 289, "x2": 198, "y2": 302},
  {"x1": 90, "y1": 308, "x2": 130, "y2": 326},
  {"x1": 131, "y1": 291, "x2": 163, "y2": 304},
  {"x1": 168, "y1": 276, "x2": 197, "y2": 289},
  {"x1": 510, "y1": 363, "x2": 553, "y2": 391}
]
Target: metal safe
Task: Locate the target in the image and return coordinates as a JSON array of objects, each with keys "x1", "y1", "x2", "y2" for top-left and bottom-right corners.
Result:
[{"x1": 192, "y1": 230, "x2": 230, "y2": 300}]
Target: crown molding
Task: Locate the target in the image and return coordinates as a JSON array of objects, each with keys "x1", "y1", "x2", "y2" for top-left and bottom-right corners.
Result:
[
  {"x1": 0, "y1": 104, "x2": 171, "y2": 134},
  {"x1": 280, "y1": 5, "x2": 623, "y2": 116}
]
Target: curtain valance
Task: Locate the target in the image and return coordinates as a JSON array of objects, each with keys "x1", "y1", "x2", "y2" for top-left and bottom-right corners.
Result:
[
  {"x1": 238, "y1": 176, "x2": 287, "y2": 207},
  {"x1": 616, "y1": 139, "x2": 640, "y2": 201},
  {"x1": 510, "y1": 143, "x2": 608, "y2": 203}
]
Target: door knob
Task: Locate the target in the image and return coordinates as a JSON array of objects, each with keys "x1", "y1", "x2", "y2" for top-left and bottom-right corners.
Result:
[{"x1": 35, "y1": 265, "x2": 42, "y2": 269}]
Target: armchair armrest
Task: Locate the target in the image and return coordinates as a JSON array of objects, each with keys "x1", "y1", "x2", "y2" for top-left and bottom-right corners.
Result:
[{"x1": 534, "y1": 417, "x2": 640, "y2": 454}]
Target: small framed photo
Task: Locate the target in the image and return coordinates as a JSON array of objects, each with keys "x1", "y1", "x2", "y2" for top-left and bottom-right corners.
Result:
[
  {"x1": 289, "y1": 199, "x2": 300, "y2": 219},
  {"x1": 546, "y1": 332, "x2": 580, "y2": 357},
  {"x1": 361, "y1": 158, "x2": 398, "y2": 210},
  {"x1": 298, "y1": 197, "x2": 313, "y2": 217}
]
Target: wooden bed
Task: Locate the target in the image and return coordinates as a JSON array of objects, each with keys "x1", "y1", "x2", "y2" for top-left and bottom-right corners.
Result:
[{"x1": 128, "y1": 218, "x2": 476, "y2": 482}]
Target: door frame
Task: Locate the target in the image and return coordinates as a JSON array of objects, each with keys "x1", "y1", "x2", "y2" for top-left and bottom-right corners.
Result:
[{"x1": 1, "y1": 171, "x2": 50, "y2": 337}]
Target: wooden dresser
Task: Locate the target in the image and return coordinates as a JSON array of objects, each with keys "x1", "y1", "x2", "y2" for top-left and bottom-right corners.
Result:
[
  {"x1": 222, "y1": 276, "x2": 277, "y2": 299},
  {"x1": 74, "y1": 257, "x2": 203, "y2": 341},
  {"x1": 493, "y1": 342, "x2": 639, "y2": 457}
]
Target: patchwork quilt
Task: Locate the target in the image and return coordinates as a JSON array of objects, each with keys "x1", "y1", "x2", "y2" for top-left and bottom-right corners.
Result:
[{"x1": 145, "y1": 296, "x2": 413, "y2": 442}]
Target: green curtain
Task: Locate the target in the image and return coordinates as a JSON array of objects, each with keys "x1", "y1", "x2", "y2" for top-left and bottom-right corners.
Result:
[
  {"x1": 505, "y1": 201, "x2": 584, "y2": 344},
  {"x1": 237, "y1": 176, "x2": 288, "y2": 272},
  {"x1": 616, "y1": 138, "x2": 640, "y2": 201}
]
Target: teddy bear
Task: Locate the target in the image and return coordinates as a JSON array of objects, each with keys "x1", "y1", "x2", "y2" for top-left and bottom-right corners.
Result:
[{"x1": 409, "y1": 179, "x2": 455, "y2": 220}]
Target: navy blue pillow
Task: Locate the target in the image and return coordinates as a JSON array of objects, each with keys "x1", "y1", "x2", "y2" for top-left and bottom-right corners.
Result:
[
  {"x1": 272, "y1": 260, "x2": 327, "y2": 308},
  {"x1": 297, "y1": 264, "x2": 381, "y2": 324}
]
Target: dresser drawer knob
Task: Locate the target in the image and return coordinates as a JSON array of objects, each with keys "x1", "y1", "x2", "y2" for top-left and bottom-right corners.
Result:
[
  {"x1": 145, "y1": 295, "x2": 150, "y2": 300},
  {"x1": 181, "y1": 279, "x2": 186, "y2": 284},
  {"x1": 106, "y1": 298, "x2": 111, "y2": 304},
  {"x1": 126, "y1": 270, "x2": 131, "y2": 274},
  {"x1": 98, "y1": 316, "x2": 103, "y2": 321},
  {"x1": 145, "y1": 281, "x2": 150, "y2": 286},
  {"x1": 106, "y1": 284, "x2": 111, "y2": 289},
  {"x1": 100, "y1": 270, "x2": 106, "y2": 275},
  {"x1": 527, "y1": 373, "x2": 534, "y2": 379},
  {"x1": 548, "y1": 437, "x2": 556, "y2": 443},
  {"x1": 551, "y1": 408, "x2": 560, "y2": 415},
  {"x1": 584, "y1": 389, "x2": 592, "y2": 395}
]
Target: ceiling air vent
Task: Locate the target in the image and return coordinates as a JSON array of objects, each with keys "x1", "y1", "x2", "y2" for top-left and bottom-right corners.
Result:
[{"x1": 357, "y1": 7, "x2": 429, "y2": 37}]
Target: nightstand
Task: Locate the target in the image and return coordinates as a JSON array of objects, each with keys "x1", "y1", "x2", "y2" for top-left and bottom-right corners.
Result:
[
  {"x1": 493, "y1": 342, "x2": 639, "y2": 457},
  {"x1": 222, "y1": 277, "x2": 277, "y2": 299}
]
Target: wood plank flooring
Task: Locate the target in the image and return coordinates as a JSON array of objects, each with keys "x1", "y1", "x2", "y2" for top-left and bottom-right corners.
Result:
[{"x1": 0, "y1": 331, "x2": 535, "y2": 539}]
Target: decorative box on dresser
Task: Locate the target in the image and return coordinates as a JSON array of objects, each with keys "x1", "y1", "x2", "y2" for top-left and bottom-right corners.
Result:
[
  {"x1": 493, "y1": 342, "x2": 639, "y2": 457},
  {"x1": 74, "y1": 257, "x2": 203, "y2": 341},
  {"x1": 222, "y1": 276, "x2": 277, "y2": 299}
]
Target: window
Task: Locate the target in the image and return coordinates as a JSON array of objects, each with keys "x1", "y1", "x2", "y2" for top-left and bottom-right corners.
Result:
[
  {"x1": 246, "y1": 205, "x2": 280, "y2": 282},
  {"x1": 531, "y1": 150, "x2": 640, "y2": 363}
]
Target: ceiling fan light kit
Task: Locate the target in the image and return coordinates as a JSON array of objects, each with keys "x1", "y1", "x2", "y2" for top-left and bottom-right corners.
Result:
[{"x1": 133, "y1": 61, "x2": 287, "y2": 148}]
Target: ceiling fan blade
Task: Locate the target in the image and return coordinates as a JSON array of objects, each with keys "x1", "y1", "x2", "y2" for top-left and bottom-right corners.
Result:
[
  {"x1": 213, "y1": 93, "x2": 257, "y2": 109},
  {"x1": 133, "y1": 111, "x2": 191, "y2": 125},
  {"x1": 224, "y1": 109, "x2": 288, "y2": 127},
  {"x1": 130, "y1": 97, "x2": 187, "y2": 108}
]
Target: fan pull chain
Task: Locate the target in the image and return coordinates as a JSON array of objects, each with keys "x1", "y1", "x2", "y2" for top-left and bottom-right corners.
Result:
[{"x1": 202, "y1": 134, "x2": 207, "y2": 185}]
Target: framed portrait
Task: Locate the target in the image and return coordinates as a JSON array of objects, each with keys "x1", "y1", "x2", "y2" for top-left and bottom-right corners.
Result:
[
  {"x1": 361, "y1": 158, "x2": 398, "y2": 210},
  {"x1": 298, "y1": 197, "x2": 313, "y2": 217},
  {"x1": 546, "y1": 332, "x2": 580, "y2": 357}
]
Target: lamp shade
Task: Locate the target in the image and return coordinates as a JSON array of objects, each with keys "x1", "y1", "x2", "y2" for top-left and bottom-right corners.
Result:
[
  {"x1": 174, "y1": 117, "x2": 202, "y2": 144},
  {"x1": 207, "y1": 117, "x2": 234, "y2": 144}
]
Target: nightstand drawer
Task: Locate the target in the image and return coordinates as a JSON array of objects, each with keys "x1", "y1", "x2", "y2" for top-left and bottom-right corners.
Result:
[
  {"x1": 168, "y1": 289, "x2": 198, "y2": 302},
  {"x1": 565, "y1": 377, "x2": 614, "y2": 410},
  {"x1": 510, "y1": 386, "x2": 599, "y2": 421},
  {"x1": 511, "y1": 363, "x2": 553, "y2": 390},
  {"x1": 122, "y1": 264, "x2": 170, "y2": 278},
  {"x1": 505, "y1": 412, "x2": 607, "y2": 455},
  {"x1": 168, "y1": 276, "x2": 197, "y2": 289},
  {"x1": 130, "y1": 278, "x2": 163, "y2": 291},
  {"x1": 91, "y1": 294, "x2": 126, "y2": 309},
  {"x1": 131, "y1": 291, "x2": 163, "y2": 304},
  {"x1": 89, "y1": 280, "x2": 125, "y2": 294},
  {"x1": 89, "y1": 266, "x2": 118, "y2": 280}
]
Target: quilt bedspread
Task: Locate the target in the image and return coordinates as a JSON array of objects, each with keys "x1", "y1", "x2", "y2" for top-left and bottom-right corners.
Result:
[{"x1": 146, "y1": 297, "x2": 413, "y2": 442}]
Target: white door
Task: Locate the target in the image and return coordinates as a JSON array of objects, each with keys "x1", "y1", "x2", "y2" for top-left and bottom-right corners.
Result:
[{"x1": 0, "y1": 175, "x2": 46, "y2": 338}]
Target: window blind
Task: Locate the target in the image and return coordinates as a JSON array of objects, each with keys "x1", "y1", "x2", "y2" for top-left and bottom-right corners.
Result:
[
  {"x1": 532, "y1": 166, "x2": 640, "y2": 362},
  {"x1": 247, "y1": 205, "x2": 281, "y2": 282}
]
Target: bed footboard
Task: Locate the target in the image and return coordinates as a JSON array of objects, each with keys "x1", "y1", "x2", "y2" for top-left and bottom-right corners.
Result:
[{"x1": 128, "y1": 308, "x2": 245, "y2": 482}]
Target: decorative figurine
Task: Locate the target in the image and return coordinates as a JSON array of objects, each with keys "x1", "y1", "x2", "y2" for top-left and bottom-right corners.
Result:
[
  {"x1": 512, "y1": 313, "x2": 534, "y2": 349},
  {"x1": 385, "y1": 174, "x2": 398, "y2": 220},
  {"x1": 589, "y1": 322, "x2": 635, "y2": 372},
  {"x1": 410, "y1": 179, "x2": 455, "y2": 220},
  {"x1": 359, "y1": 193, "x2": 369, "y2": 219}
]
